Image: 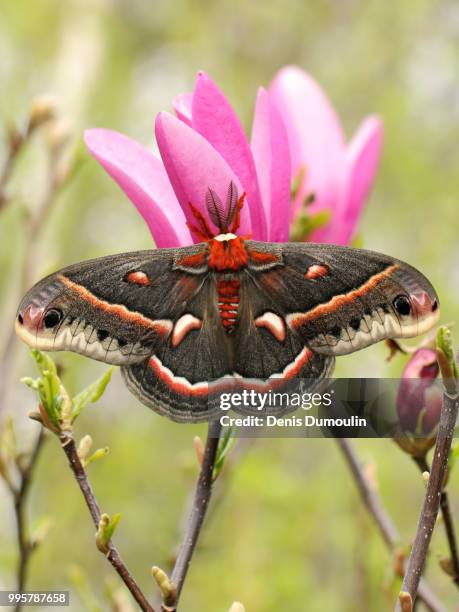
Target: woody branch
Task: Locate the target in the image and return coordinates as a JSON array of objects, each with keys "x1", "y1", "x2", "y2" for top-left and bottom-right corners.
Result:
[
  {"x1": 396, "y1": 329, "x2": 458, "y2": 610},
  {"x1": 337, "y1": 438, "x2": 446, "y2": 612},
  {"x1": 59, "y1": 434, "x2": 156, "y2": 612},
  {"x1": 157, "y1": 419, "x2": 222, "y2": 611}
]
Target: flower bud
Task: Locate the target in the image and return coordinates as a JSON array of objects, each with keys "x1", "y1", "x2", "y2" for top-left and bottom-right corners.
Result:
[
  {"x1": 228, "y1": 603, "x2": 246, "y2": 612},
  {"x1": 398, "y1": 591, "x2": 413, "y2": 612},
  {"x1": 46, "y1": 118, "x2": 71, "y2": 151},
  {"x1": 396, "y1": 348, "x2": 441, "y2": 435},
  {"x1": 29, "y1": 95, "x2": 57, "y2": 130},
  {"x1": 77, "y1": 435, "x2": 93, "y2": 461},
  {"x1": 151, "y1": 566, "x2": 177, "y2": 608}
]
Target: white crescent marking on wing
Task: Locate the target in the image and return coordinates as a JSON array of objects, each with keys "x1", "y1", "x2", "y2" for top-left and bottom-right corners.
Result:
[
  {"x1": 172, "y1": 314, "x2": 203, "y2": 347},
  {"x1": 255, "y1": 312, "x2": 286, "y2": 342}
]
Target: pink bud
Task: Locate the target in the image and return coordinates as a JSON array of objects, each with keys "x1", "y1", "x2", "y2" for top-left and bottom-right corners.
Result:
[{"x1": 397, "y1": 348, "x2": 441, "y2": 434}]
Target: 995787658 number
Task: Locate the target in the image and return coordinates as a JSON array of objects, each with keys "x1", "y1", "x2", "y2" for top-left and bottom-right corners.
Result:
[{"x1": 0, "y1": 592, "x2": 69, "y2": 607}]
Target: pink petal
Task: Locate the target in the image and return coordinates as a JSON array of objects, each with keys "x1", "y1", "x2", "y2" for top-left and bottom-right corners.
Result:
[
  {"x1": 402, "y1": 348, "x2": 438, "y2": 379},
  {"x1": 310, "y1": 116, "x2": 383, "y2": 245},
  {"x1": 269, "y1": 66, "x2": 346, "y2": 217},
  {"x1": 340, "y1": 115, "x2": 383, "y2": 241},
  {"x1": 191, "y1": 72, "x2": 267, "y2": 240},
  {"x1": 309, "y1": 218, "x2": 349, "y2": 245},
  {"x1": 422, "y1": 386, "x2": 442, "y2": 434},
  {"x1": 397, "y1": 348, "x2": 440, "y2": 433},
  {"x1": 155, "y1": 112, "x2": 251, "y2": 238},
  {"x1": 251, "y1": 88, "x2": 291, "y2": 242},
  {"x1": 173, "y1": 92, "x2": 193, "y2": 126},
  {"x1": 84, "y1": 128, "x2": 192, "y2": 248}
]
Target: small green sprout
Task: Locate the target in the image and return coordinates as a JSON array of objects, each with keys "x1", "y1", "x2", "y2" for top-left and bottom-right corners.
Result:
[
  {"x1": 95, "y1": 513, "x2": 122, "y2": 554},
  {"x1": 21, "y1": 349, "x2": 113, "y2": 436}
]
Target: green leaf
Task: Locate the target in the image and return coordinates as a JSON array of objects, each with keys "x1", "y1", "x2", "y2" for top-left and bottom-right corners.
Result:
[
  {"x1": 351, "y1": 232, "x2": 364, "y2": 248},
  {"x1": 436, "y1": 327, "x2": 458, "y2": 388},
  {"x1": 437, "y1": 327, "x2": 457, "y2": 375},
  {"x1": 23, "y1": 350, "x2": 113, "y2": 433},
  {"x1": 39, "y1": 377, "x2": 62, "y2": 428},
  {"x1": 290, "y1": 209, "x2": 331, "y2": 242},
  {"x1": 20, "y1": 376, "x2": 39, "y2": 390},
  {"x1": 104, "y1": 512, "x2": 121, "y2": 542},
  {"x1": 95, "y1": 512, "x2": 121, "y2": 553},
  {"x1": 72, "y1": 368, "x2": 114, "y2": 422},
  {"x1": 23, "y1": 350, "x2": 64, "y2": 429},
  {"x1": 30, "y1": 349, "x2": 57, "y2": 377},
  {"x1": 213, "y1": 426, "x2": 235, "y2": 480},
  {"x1": 290, "y1": 166, "x2": 306, "y2": 200},
  {"x1": 85, "y1": 447, "x2": 110, "y2": 467}
]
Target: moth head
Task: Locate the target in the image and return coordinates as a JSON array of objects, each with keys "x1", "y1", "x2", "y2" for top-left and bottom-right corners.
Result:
[
  {"x1": 15, "y1": 274, "x2": 150, "y2": 365},
  {"x1": 15, "y1": 276, "x2": 69, "y2": 349},
  {"x1": 17, "y1": 304, "x2": 64, "y2": 331},
  {"x1": 388, "y1": 267, "x2": 440, "y2": 337}
]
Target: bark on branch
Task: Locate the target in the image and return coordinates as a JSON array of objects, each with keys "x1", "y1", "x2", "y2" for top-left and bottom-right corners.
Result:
[
  {"x1": 60, "y1": 434, "x2": 156, "y2": 612},
  {"x1": 163, "y1": 420, "x2": 222, "y2": 611},
  {"x1": 336, "y1": 438, "x2": 447, "y2": 612},
  {"x1": 396, "y1": 385, "x2": 458, "y2": 609}
]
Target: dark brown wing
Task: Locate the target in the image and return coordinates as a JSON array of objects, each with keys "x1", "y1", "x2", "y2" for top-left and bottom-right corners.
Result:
[
  {"x1": 121, "y1": 275, "x2": 233, "y2": 423},
  {"x1": 242, "y1": 241, "x2": 439, "y2": 357},
  {"x1": 16, "y1": 246, "x2": 233, "y2": 422},
  {"x1": 16, "y1": 246, "x2": 210, "y2": 364},
  {"x1": 233, "y1": 270, "x2": 335, "y2": 382}
]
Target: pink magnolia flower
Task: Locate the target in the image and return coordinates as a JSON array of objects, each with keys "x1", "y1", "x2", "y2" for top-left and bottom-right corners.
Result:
[
  {"x1": 84, "y1": 69, "x2": 382, "y2": 248},
  {"x1": 396, "y1": 348, "x2": 442, "y2": 435},
  {"x1": 269, "y1": 66, "x2": 383, "y2": 244},
  {"x1": 84, "y1": 71, "x2": 291, "y2": 247}
]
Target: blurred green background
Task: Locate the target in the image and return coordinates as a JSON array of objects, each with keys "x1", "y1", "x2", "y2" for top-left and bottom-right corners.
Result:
[{"x1": 0, "y1": 0, "x2": 458, "y2": 610}]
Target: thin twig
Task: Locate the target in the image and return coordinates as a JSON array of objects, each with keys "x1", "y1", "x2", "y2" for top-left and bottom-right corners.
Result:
[
  {"x1": 336, "y1": 438, "x2": 447, "y2": 612},
  {"x1": 0, "y1": 126, "x2": 26, "y2": 211},
  {"x1": 0, "y1": 98, "x2": 55, "y2": 213},
  {"x1": 396, "y1": 386, "x2": 459, "y2": 609},
  {"x1": 166, "y1": 420, "x2": 222, "y2": 611},
  {"x1": 12, "y1": 427, "x2": 46, "y2": 611},
  {"x1": 0, "y1": 138, "x2": 71, "y2": 415},
  {"x1": 413, "y1": 455, "x2": 459, "y2": 588},
  {"x1": 59, "y1": 434, "x2": 156, "y2": 612},
  {"x1": 199, "y1": 436, "x2": 253, "y2": 527},
  {"x1": 336, "y1": 438, "x2": 398, "y2": 547}
]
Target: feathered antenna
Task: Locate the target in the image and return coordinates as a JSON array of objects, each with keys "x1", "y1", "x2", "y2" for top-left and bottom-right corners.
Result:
[
  {"x1": 224, "y1": 181, "x2": 238, "y2": 229},
  {"x1": 206, "y1": 188, "x2": 226, "y2": 231},
  {"x1": 205, "y1": 181, "x2": 241, "y2": 233}
]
